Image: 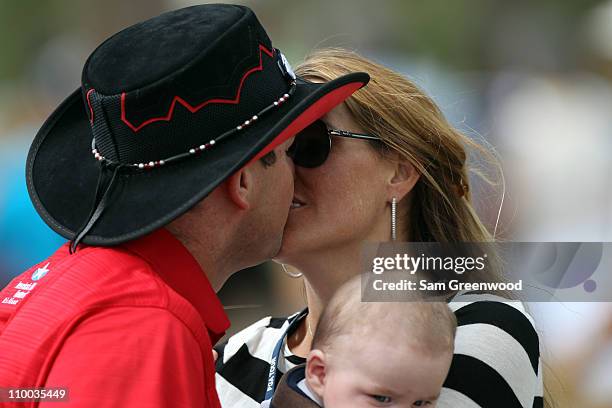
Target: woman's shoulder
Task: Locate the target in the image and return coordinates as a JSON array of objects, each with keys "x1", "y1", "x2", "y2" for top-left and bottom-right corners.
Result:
[
  {"x1": 449, "y1": 292, "x2": 539, "y2": 364},
  {"x1": 215, "y1": 311, "x2": 303, "y2": 406},
  {"x1": 215, "y1": 310, "x2": 300, "y2": 367},
  {"x1": 449, "y1": 292, "x2": 538, "y2": 343},
  {"x1": 441, "y1": 292, "x2": 542, "y2": 408}
]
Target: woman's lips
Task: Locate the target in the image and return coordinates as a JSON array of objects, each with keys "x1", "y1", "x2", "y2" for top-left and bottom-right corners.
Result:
[{"x1": 290, "y1": 196, "x2": 306, "y2": 209}]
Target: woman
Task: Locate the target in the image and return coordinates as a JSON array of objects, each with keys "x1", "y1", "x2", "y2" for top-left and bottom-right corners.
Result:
[{"x1": 215, "y1": 48, "x2": 543, "y2": 408}]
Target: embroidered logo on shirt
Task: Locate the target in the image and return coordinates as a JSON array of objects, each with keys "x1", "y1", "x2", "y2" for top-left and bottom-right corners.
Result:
[
  {"x1": 1, "y1": 263, "x2": 50, "y2": 306},
  {"x1": 32, "y1": 263, "x2": 51, "y2": 281},
  {"x1": 15, "y1": 282, "x2": 37, "y2": 291}
]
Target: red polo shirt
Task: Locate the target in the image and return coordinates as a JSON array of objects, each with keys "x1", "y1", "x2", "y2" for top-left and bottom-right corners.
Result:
[{"x1": 0, "y1": 228, "x2": 230, "y2": 407}]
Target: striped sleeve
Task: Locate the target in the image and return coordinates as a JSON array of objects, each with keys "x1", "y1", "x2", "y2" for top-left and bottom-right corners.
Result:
[
  {"x1": 440, "y1": 295, "x2": 543, "y2": 408},
  {"x1": 215, "y1": 314, "x2": 300, "y2": 407}
]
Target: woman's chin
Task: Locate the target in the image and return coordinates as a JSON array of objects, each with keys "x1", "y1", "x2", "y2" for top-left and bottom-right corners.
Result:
[
  {"x1": 277, "y1": 226, "x2": 314, "y2": 264},
  {"x1": 275, "y1": 232, "x2": 299, "y2": 264},
  {"x1": 286, "y1": 205, "x2": 307, "y2": 225},
  {"x1": 281, "y1": 212, "x2": 304, "y2": 243},
  {"x1": 279, "y1": 209, "x2": 329, "y2": 262}
]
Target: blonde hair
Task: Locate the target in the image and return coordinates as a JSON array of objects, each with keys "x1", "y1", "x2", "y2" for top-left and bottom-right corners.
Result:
[{"x1": 296, "y1": 47, "x2": 498, "y2": 244}]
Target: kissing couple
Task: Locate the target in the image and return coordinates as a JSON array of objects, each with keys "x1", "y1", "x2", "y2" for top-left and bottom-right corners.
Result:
[{"x1": 0, "y1": 4, "x2": 542, "y2": 408}]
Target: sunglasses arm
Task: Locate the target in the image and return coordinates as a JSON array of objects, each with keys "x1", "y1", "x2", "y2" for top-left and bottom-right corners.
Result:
[{"x1": 328, "y1": 129, "x2": 380, "y2": 141}]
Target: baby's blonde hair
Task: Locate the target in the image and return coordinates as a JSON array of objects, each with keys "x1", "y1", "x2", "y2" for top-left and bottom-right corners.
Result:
[{"x1": 312, "y1": 276, "x2": 456, "y2": 356}]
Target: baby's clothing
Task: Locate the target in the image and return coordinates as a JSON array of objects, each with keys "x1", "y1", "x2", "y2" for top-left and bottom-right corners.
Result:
[{"x1": 270, "y1": 364, "x2": 323, "y2": 408}]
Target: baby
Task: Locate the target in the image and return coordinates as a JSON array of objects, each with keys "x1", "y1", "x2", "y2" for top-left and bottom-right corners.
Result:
[{"x1": 270, "y1": 276, "x2": 457, "y2": 407}]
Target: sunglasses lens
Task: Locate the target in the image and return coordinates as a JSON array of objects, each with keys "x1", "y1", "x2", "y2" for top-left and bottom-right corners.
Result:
[{"x1": 288, "y1": 121, "x2": 330, "y2": 168}]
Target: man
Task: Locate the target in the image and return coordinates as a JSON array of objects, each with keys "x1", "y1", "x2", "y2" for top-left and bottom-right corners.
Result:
[{"x1": 0, "y1": 4, "x2": 369, "y2": 407}]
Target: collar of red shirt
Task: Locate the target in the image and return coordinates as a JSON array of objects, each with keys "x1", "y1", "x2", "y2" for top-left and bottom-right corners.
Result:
[{"x1": 121, "y1": 228, "x2": 230, "y2": 344}]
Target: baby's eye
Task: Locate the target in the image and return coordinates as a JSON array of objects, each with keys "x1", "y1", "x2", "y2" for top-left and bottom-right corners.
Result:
[
  {"x1": 413, "y1": 401, "x2": 431, "y2": 407},
  {"x1": 371, "y1": 395, "x2": 392, "y2": 404}
]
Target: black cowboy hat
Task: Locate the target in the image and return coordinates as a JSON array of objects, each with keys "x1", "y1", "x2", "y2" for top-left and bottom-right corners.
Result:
[{"x1": 26, "y1": 4, "x2": 369, "y2": 249}]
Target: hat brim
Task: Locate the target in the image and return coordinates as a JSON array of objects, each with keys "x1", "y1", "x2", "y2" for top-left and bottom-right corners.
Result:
[{"x1": 26, "y1": 73, "x2": 369, "y2": 245}]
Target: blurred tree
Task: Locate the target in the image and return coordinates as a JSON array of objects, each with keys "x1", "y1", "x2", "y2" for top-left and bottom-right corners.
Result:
[{"x1": 0, "y1": 0, "x2": 165, "y2": 81}]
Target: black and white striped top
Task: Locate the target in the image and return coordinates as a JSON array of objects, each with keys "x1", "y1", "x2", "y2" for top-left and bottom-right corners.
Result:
[{"x1": 215, "y1": 293, "x2": 543, "y2": 408}]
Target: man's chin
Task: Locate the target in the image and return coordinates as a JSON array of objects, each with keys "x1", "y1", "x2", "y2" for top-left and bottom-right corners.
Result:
[{"x1": 266, "y1": 235, "x2": 284, "y2": 262}]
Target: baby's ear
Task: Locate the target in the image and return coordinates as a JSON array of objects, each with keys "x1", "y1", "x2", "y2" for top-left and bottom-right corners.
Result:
[{"x1": 305, "y1": 349, "x2": 326, "y2": 399}]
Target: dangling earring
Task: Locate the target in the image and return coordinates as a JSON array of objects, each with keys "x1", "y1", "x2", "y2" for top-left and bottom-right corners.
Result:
[
  {"x1": 282, "y1": 264, "x2": 303, "y2": 278},
  {"x1": 391, "y1": 197, "x2": 397, "y2": 241}
]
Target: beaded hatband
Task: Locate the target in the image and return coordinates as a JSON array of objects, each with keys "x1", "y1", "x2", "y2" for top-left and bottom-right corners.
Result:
[{"x1": 91, "y1": 80, "x2": 297, "y2": 169}]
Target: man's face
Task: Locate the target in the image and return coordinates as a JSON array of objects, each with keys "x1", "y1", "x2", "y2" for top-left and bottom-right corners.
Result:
[{"x1": 247, "y1": 138, "x2": 295, "y2": 261}]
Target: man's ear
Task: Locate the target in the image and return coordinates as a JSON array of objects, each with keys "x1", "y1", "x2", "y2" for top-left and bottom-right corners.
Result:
[
  {"x1": 305, "y1": 349, "x2": 327, "y2": 399},
  {"x1": 388, "y1": 161, "x2": 420, "y2": 202},
  {"x1": 225, "y1": 167, "x2": 252, "y2": 210}
]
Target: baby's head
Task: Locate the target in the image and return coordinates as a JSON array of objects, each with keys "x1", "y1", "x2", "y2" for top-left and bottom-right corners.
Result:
[{"x1": 305, "y1": 277, "x2": 456, "y2": 407}]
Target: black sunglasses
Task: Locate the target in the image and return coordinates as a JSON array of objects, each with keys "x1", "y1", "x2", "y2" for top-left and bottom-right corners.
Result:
[{"x1": 287, "y1": 120, "x2": 381, "y2": 168}]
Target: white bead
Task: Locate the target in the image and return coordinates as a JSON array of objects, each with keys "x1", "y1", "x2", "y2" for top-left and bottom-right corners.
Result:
[
  {"x1": 244, "y1": 120, "x2": 250, "y2": 125},
  {"x1": 252, "y1": 115, "x2": 258, "y2": 121},
  {"x1": 274, "y1": 101, "x2": 279, "y2": 106},
  {"x1": 200, "y1": 145, "x2": 206, "y2": 150},
  {"x1": 159, "y1": 160, "x2": 165, "y2": 165},
  {"x1": 189, "y1": 149, "x2": 196, "y2": 154},
  {"x1": 138, "y1": 163, "x2": 145, "y2": 169},
  {"x1": 149, "y1": 161, "x2": 155, "y2": 167},
  {"x1": 284, "y1": 93, "x2": 289, "y2": 98},
  {"x1": 209, "y1": 140, "x2": 215, "y2": 145},
  {"x1": 237, "y1": 125, "x2": 242, "y2": 130},
  {"x1": 279, "y1": 97, "x2": 285, "y2": 102}
]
